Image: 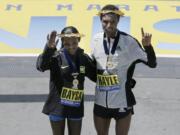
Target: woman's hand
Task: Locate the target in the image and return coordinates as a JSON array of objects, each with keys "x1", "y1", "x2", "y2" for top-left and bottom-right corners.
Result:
[{"x1": 47, "y1": 30, "x2": 59, "y2": 48}]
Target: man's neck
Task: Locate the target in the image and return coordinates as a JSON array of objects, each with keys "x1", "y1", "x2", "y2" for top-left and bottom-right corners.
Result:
[{"x1": 106, "y1": 30, "x2": 118, "y2": 39}]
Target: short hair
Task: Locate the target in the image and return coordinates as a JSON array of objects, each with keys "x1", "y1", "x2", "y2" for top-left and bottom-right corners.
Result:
[{"x1": 100, "y1": 4, "x2": 120, "y2": 20}]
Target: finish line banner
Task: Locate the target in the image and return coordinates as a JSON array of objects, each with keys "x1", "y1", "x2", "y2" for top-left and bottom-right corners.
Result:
[{"x1": 0, "y1": 0, "x2": 180, "y2": 57}]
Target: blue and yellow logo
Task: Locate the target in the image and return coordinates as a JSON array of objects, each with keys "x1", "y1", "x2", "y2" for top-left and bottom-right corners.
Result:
[{"x1": 0, "y1": 0, "x2": 180, "y2": 57}]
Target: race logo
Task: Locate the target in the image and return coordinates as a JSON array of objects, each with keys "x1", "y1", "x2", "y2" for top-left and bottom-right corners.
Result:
[{"x1": 0, "y1": 0, "x2": 180, "y2": 56}]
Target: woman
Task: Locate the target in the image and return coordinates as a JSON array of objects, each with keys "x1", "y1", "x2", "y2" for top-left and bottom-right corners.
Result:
[{"x1": 36, "y1": 26, "x2": 96, "y2": 135}]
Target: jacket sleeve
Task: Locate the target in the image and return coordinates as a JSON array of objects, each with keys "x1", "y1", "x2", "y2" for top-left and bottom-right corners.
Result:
[
  {"x1": 130, "y1": 37, "x2": 157, "y2": 68},
  {"x1": 84, "y1": 54, "x2": 97, "y2": 82},
  {"x1": 36, "y1": 43, "x2": 57, "y2": 72},
  {"x1": 143, "y1": 45, "x2": 157, "y2": 68}
]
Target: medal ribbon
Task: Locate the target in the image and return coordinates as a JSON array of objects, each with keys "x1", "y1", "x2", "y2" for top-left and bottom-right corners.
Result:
[{"x1": 64, "y1": 49, "x2": 79, "y2": 73}]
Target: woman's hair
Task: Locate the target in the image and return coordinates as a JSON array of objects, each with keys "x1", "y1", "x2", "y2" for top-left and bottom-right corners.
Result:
[
  {"x1": 61, "y1": 26, "x2": 80, "y2": 41},
  {"x1": 100, "y1": 4, "x2": 120, "y2": 20},
  {"x1": 60, "y1": 26, "x2": 80, "y2": 48}
]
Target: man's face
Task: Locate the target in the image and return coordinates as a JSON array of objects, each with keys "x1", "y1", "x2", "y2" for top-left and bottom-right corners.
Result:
[
  {"x1": 63, "y1": 37, "x2": 79, "y2": 55},
  {"x1": 101, "y1": 14, "x2": 119, "y2": 37}
]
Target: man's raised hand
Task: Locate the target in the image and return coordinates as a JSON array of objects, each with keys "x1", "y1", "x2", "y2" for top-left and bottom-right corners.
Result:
[{"x1": 141, "y1": 27, "x2": 152, "y2": 47}]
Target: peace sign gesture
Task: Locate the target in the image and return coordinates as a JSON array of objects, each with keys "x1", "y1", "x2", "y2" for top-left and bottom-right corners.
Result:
[
  {"x1": 47, "y1": 30, "x2": 59, "y2": 48},
  {"x1": 141, "y1": 27, "x2": 152, "y2": 47}
]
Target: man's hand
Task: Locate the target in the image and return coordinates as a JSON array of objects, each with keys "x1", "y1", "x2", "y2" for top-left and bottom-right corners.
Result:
[
  {"x1": 141, "y1": 27, "x2": 152, "y2": 47},
  {"x1": 47, "y1": 31, "x2": 59, "y2": 48}
]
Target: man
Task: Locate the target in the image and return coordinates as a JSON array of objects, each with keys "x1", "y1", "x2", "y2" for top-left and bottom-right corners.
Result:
[{"x1": 90, "y1": 4, "x2": 157, "y2": 135}]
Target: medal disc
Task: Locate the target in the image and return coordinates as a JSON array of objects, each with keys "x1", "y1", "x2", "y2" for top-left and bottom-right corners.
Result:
[
  {"x1": 73, "y1": 79, "x2": 79, "y2": 85},
  {"x1": 107, "y1": 61, "x2": 114, "y2": 68}
]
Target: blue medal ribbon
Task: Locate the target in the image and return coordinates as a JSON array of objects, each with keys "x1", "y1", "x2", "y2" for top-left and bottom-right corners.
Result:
[{"x1": 63, "y1": 49, "x2": 78, "y2": 73}]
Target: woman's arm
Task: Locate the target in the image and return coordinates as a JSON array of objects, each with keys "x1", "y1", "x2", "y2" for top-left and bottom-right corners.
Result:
[
  {"x1": 84, "y1": 54, "x2": 97, "y2": 82},
  {"x1": 36, "y1": 45, "x2": 57, "y2": 72},
  {"x1": 36, "y1": 31, "x2": 59, "y2": 72}
]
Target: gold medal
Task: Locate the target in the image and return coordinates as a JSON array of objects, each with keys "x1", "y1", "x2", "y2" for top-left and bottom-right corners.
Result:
[
  {"x1": 72, "y1": 72, "x2": 79, "y2": 89},
  {"x1": 106, "y1": 55, "x2": 114, "y2": 69},
  {"x1": 73, "y1": 79, "x2": 79, "y2": 86},
  {"x1": 107, "y1": 61, "x2": 114, "y2": 68}
]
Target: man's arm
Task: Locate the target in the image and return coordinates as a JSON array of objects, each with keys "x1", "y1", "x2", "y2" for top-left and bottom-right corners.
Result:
[{"x1": 141, "y1": 27, "x2": 157, "y2": 68}]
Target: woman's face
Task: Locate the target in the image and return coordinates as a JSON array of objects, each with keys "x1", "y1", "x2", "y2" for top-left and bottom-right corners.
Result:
[{"x1": 63, "y1": 37, "x2": 79, "y2": 55}]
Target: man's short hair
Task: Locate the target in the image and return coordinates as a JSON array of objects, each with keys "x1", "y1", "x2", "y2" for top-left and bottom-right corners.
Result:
[{"x1": 100, "y1": 4, "x2": 120, "y2": 20}]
